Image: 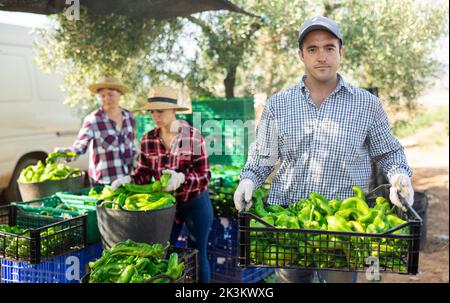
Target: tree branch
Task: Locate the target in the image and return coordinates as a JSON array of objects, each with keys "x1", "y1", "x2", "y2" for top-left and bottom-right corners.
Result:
[{"x1": 185, "y1": 16, "x2": 215, "y2": 37}]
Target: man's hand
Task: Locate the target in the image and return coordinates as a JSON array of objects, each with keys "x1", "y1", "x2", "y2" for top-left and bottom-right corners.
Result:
[
  {"x1": 111, "y1": 175, "x2": 131, "y2": 191},
  {"x1": 233, "y1": 179, "x2": 255, "y2": 212},
  {"x1": 162, "y1": 170, "x2": 185, "y2": 192},
  {"x1": 389, "y1": 173, "x2": 414, "y2": 212}
]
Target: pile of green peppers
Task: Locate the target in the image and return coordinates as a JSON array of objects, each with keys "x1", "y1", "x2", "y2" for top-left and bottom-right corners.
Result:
[
  {"x1": 247, "y1": 186, "x2": 409, "y2": 271},
  {"x1": 92, "y1": 174, "x2": 176, "y2": 211},
  {"x1": 18, "y1": 151, "x2": 81, "y2": 183},
  {"x1": 88, "y1": 240, "x2": 184, "y2": 283},
  {"x1": 0, "y1": 224, "x2": 59, "y2": 259}
]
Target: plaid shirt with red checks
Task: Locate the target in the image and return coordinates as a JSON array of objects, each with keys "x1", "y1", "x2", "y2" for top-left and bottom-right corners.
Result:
[
  {"x1": 68, "y1": 107, "x2": 137, "y2": 185},
  {"x1": 131, "y1": 120, "x2": 210, "y2": 203}
]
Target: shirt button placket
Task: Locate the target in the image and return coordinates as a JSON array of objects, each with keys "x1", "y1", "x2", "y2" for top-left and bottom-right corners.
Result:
[{"x1": 310, "y1": 103, "x2": 326, "y2": 192}]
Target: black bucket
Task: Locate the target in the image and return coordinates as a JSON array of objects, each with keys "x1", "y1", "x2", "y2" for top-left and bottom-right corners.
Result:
[
  {"x1": 413, "y1": 191, "x2": 428, "y2": 251},
  {"x1": 96, "y1": 202, "x2": 176, "y2": 249},
  {"x1": 17, "y1": 172, "x2": 85, "y2": 201}
]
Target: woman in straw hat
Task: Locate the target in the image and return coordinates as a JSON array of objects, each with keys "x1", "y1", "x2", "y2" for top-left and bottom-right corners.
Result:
[
  {"x1": 111, "y1": 85, "x2": 213, "y2": 283},
  {"x1": 55, "y1": 77, "x2": 137, "y2": 185}
]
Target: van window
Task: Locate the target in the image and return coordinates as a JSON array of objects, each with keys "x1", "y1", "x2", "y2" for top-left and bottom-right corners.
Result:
[
  {"x1": 0, "y1": 53, "x2": 31, "y2": 102},
  {"x1": 0, "y1": 53, "x2": 32, "y2": 102}
]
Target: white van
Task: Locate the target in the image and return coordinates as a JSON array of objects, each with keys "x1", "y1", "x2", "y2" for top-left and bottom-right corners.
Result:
[{"x1": 0, "y1": 23, "x2": 88, "y2": 202}]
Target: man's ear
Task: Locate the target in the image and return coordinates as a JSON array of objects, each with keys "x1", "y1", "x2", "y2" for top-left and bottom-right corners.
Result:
[
  {"x1": 339, "y1": 47, "x2": 344, "y2": 58},
  {"x1": 298, "y1": 49, "x2": 304, "y2": 63}
]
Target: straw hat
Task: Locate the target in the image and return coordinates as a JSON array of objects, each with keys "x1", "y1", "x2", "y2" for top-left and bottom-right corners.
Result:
[
  {"x1": 88, "y1": 77, "x2": 128, "y2": 94},
  {"x1": 141, "y1": 85, "x2": 190, "y2": 111}
]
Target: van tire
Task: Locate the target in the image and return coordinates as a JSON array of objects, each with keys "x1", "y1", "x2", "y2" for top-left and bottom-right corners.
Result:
[{"x1": 4, "y1": 156, "x2": 46, "y2": 203}]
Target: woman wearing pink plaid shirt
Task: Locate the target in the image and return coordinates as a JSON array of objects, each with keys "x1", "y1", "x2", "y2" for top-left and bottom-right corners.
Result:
[
  {"x1": 111, "y1": 85, "x2": 213, "y2": 283},
  {"x1": 55, "y1": 77, "x2": 137, "y2": 186}
]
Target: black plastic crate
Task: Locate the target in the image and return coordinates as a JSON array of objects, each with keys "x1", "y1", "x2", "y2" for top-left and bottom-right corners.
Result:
[
  {"x1": 208, "y1": 217, "x2": 238, "y2": 254},
  {"x1": 208, "y1": 247, "x2": 274, "y2": 283},
  {"x1": 12, "y1": 195, "x2": 100, "y2": 244},
  {"x1": 169, "y1": 246, "x2": 198, "y2": 283},
  {"x1": 238, "y1": 185, "x2": 422, "y2": 274},
  {"x1": 0, "y1": 205, "x2": 87, "y2": 264}
]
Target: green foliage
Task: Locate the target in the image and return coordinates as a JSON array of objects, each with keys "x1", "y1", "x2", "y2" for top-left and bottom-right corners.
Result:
[
  {"x1": 34, "y1": 7, "x2": 183, "y2": 115},
  {"x1": 188, "y1": 0, "x2": 448, "y2": 110},
  {"x1": 184, "y1": 5, "x2": 263, "y2": 98},
  {"x1": 33, "y1": 1, "x2": 448, "y2": 114},
  {"x1": 238, "y1": 0, "x2": 312, "y2": 96},
  {"x1": 392, "y1": 105, "x2": 449, "y2": 139},
  {"x1": 336, "y1": 0, "x2": 449, "y2": 111}
]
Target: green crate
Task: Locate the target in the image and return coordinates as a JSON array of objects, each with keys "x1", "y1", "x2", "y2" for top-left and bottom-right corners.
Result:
[
  {"x1": 12, "y1": 195, "x2": 100, "y2": 245},
  {"x1": 135, "y1": 97, "x2": 255, "y2": 167},
  {"x1": 55, "y1": 186, "x2": 104, "y2": 206},
  {"x1": 135, "y1": 114, "x2": 156, "y2": 147}
]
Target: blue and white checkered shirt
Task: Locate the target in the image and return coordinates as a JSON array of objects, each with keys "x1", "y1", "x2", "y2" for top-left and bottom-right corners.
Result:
[{"x1": 241, "y1": 74, "x2": 412, "y2": 205}]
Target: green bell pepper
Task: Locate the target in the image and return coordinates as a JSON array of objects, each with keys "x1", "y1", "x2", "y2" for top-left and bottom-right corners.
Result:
[
  {"x1": 386, "y1": 214, "x2": 407, "y2": 229},
  {"x1": 339, "y1": 197, "x2": 358, "y2": 211},
  {"x1": 275, "y1": 213, "x2": 300, "y2": 229},
  {"x1": 352, "y1": 186, "x2": 366, "y2": 200},
  {"x1": 254, "y1": 195, "x2": 269, "y2": 218},
  {"x1": 326, "y1": 215, "x2": 352, "y2": 232},
  {"x1": 266, "y1": 205, "x2": 287, "y2": 213},
  {"x1": 348, "y1": 221, "x2": 365, "y2": 233},
  {"x1": 358, "y1": 209, "x2": 380, "y2": 224},
  {"x1": 334, "y1": 208, "x2": 363, "y2": 221},
  {"x1": 309, "y1": 193, "x2": 333, "y2": 216}
]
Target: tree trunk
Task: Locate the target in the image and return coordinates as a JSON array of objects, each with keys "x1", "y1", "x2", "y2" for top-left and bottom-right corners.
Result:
[{"x1": 224, "y1": 65, "x2": 237, "y2": 99}]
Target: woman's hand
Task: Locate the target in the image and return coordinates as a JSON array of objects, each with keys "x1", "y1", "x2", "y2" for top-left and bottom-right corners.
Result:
[
  {"x1": 111, "y1": 175, "x2": 131, "y2": 191},
  {"x1": 162, "y1": 170, "x2": 185, "y2": 192}
]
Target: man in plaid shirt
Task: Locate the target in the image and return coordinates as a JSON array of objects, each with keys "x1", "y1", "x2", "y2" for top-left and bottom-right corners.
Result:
[
  {"x1": 56, "y1": 77, "x2": 137, "y2": 185},
  {"x1": 234, "y1": 16, "x2": 414, "y2": 283}
]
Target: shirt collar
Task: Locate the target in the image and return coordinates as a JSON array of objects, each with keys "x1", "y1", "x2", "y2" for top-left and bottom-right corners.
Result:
[
  {"x1": 299, "y1": 73, "x2": 355, "y2": 96},
  {"x1": 97, "y1": 107, "x2": 126, "y2": 119},
  {"x1": 150, "y1": 119, "x2": 190, "y2": 139}
]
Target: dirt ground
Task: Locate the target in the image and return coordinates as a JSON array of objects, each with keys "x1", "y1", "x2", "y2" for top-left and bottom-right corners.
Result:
[{"x1": 358, "y1": 138, "x2": 449, "y2": 283}]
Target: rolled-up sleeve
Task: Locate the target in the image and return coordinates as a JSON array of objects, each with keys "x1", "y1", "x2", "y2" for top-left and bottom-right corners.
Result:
[
  {"x1": 240, "y1": 100, "x2": 279, "y2": 188},
  {"x1": 69, "y1": 117, "x2": 94, "y2": 156},
  {"x1": 367, "y1": 99, "x2": 412, "y2": 180}
]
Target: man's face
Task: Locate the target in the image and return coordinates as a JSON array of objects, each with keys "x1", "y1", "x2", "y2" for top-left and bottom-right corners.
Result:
[
  {"x1": 97, "y1": 88, "x2": 121, "y2": 111},
  {"x1": 299, "y1": 30, "x2": 343, "y2": 84}
]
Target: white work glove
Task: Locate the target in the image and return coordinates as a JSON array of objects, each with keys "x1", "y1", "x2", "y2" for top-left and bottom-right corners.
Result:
[
  {"x1": 389, "y1": 173, "x2": 414, "y2": 212},
  {"x1": 111, "y1": 175, "x2": 131, "y2": 191},
  {"x1": 54, "y1": 147, "x2": 68, "y2": 153},
  {"x1": 233, "y1": 179, "x2": 255, "y2": 212},
  {"x1": 162, "y1": 170, "x2": 185, "y2": 192},
  {"x1": 53, "y1": 147, "x2": 77, "y2": 163}
]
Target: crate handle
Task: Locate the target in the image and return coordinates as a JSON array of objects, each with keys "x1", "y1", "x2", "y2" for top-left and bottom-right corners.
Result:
[
  {"x1": 239, "y1": 211, "x2": 276, "y2": 228},
  {"x1": 401, "y1": 196, "x2": 423, "y2": 223}
]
